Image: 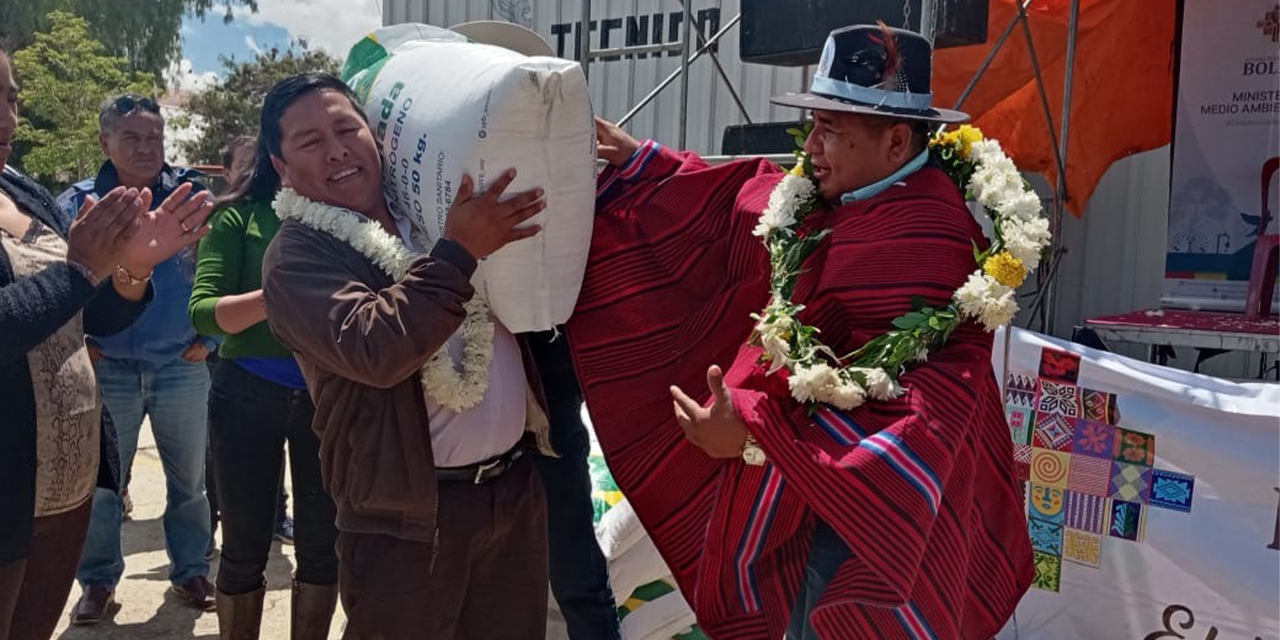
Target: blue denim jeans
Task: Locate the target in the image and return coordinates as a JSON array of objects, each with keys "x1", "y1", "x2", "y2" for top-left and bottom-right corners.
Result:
[
  {"x1": 528, "y1": 332, "x2": 621, "y2": 640},
  {"x1": 77, "y1": 358, "x2": 211, "y2": 588},
  {"x1": 786, "y1": 521, "x2": 853, "y2": 640}
]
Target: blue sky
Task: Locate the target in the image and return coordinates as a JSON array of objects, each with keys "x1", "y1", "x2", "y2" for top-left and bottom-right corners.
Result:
[
  {"x1": 181, "y1": 12, "x2": 293, "y2": 73},
  {"x1": 171, "y1": 0, "x2": 381, "y2": 90}
]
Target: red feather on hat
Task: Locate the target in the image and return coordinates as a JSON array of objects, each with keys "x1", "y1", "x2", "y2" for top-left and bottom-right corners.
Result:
[{"x1": 874, "y1": 19, "x2": 902, "y2": 91}]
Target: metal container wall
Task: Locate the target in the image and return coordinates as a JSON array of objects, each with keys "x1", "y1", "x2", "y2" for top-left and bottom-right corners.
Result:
[{"x1": 381, "y1": 0, "x2": 808, "y2": 154}]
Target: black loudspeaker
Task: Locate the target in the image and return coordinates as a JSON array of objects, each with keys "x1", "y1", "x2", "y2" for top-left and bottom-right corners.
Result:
[
  {"x1": 721, "y1": 121, "x2": 807, "y2": 156},
  {"x1": 739, "y1": 0, "x2": 989, "y2": 67}
]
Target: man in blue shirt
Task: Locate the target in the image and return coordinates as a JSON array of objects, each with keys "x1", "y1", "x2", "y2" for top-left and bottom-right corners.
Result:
[{"x1": 58, "y1": 94, "x2": 219, "y2": 622}]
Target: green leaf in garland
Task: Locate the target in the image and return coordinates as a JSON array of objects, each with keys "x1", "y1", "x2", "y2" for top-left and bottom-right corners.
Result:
[{"x1": 891, "y1": 316, "x2": 915, "y2": 330}]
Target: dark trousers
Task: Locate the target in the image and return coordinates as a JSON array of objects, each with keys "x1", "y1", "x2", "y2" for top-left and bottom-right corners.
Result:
[
  {"x1": 786, "y1": 521, "x2": 852, "y2": 640},
  {"x1": 0, "y1": 499, "x2": 92, "y2": 640},
  {"x1": 205, "y1": 355, "x2": 288, "y2": 541},
  {"x1": 208, "y1": 360, "x2": 337, "y2": 594},
  {"x1": 527, "y1": 332, "x2": 621, "y2": 640},
  {"x1": 337, "y1": 456, "x2": 549, "y2": 640}
]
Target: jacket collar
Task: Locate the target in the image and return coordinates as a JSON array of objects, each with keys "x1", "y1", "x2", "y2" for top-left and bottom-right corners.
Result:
[
  {"x1": 0, "y1": 165, "x2": 67, "y2": 237},
  {"x1": 92, "y1": 160, "x2": 197, "y2": 197},
  {"x1": 838, "y1": 149, "x2": 930, "y2": 205}
]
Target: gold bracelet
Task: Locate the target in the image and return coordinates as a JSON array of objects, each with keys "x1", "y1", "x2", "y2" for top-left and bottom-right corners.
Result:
[{"x1": 113, "y1": 265, "x2": 153, "y2": 286}]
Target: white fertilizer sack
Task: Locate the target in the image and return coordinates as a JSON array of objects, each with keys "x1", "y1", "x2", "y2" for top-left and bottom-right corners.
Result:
[{"x1": 343, "y1": 24, "x2": 596, "y2": 333}]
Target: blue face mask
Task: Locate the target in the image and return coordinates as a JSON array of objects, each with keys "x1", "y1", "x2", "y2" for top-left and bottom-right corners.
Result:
[{"x1": 839, "y1": 149, "x2": 930, "y2": 205}]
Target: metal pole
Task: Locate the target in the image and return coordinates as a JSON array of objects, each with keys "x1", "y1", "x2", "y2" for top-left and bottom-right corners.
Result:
[
  {"x1": 579, "y1": 0, "x2": 591, "y2": 81},
  {"x1": 678, "y1": 0, "x2": 693, "y2": 149},
  {"x1": 1001, "y1": 325, "x2": 1014, "y2": 399},
  {"x1": 701, "y1": 153, "x2": 797, "y2": 166},
  {"x1": 588, "y1": 42, "x2": 684, "y2": 58},
  {"x1": 1045, "y1": 0, "x2": 1080, "y2": 336},
  {"x1": 617, "y1": 14, "x2": 741, "y2": 127},
  {"x1": 678, "y1": 1, "x2": 753, "y2": 125},
  {"x1": 953, "y1": 0, "x2": 1036, "y2": 111},
  {"x1": 1018, "y1": 1, "x2": 1067, "y2": 196}
]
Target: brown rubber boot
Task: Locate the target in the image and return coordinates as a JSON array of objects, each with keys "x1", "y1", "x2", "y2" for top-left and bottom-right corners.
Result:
[
  {"x1": 291, "y1": 580, "x2": 339, "y2": 640},
  {"x1": 216, "y1": 586, "x2": 265, "y2": 640}
]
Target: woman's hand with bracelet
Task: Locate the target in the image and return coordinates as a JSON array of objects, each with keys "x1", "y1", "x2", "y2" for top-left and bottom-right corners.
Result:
[{"x1": 65, "y1": 186, "x2": 146, "y2": 284}]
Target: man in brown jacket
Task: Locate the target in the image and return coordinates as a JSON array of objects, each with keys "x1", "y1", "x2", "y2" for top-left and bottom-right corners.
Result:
[{"x1": 257, "y1": 73, "x2": 554, "y2": 640}]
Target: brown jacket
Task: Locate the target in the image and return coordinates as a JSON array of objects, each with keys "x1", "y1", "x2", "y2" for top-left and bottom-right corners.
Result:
[{"x1": 262, "y1": 218, "x2": 551, "y2": 543}]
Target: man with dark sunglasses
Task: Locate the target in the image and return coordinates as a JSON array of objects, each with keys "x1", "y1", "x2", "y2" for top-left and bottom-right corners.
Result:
[{"x1": 57, "y1": 93, "x2": 220, "y2": 622}]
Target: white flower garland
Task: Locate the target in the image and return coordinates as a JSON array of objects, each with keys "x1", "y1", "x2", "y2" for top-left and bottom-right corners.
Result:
[
  {"x1": 273, "y1": 188, "x2": 495, "y2": 412},
  {"x1": 751, "y1": 125, "x2": 1052, "y2": 410}
]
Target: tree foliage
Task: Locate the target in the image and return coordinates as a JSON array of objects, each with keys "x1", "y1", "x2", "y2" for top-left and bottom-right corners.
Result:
[
  {"x1": 12, "y1": 11, "x2": 159, "y2": 186},
  {"x1": 180, "y1": 47, "x2": 341, "y2": 164},
  {"x1": 0, "y1": 0, "x2": 257, "y2": 81}
]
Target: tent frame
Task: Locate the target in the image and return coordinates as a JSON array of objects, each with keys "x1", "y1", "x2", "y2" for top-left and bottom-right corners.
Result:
[{"x1": 575, "y1": 0, "x2": 1083, "y2": 335}]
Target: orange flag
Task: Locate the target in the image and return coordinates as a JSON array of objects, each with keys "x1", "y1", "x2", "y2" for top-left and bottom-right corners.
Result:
[{"x1": 933, "y1": 0, "x2": 1176, "y2": 216}]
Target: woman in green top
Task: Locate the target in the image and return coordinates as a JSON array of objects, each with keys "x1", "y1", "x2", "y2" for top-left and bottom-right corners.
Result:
[{"x1": 189, "y1": 136, "x2": 337, "y2": 640}]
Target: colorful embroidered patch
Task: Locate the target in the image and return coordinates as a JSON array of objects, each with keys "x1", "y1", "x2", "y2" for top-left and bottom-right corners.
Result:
[
  {"x1": 1071, "y1": 420, "x2": 1115, "y2": 458},
  {"x1": 1113, "y1": 428, "x2": 1155, "y2": 467},
  {"x1": 1030, "y1": 449, "x2": 1071, "y2": 489},
  {"x1": 1082, "y1": 389, "x2": 1118, "y2": 424},
  {"x1": 1033, "y1": 413, "x2": 1076, "y2": 452},
  {"x1": 1063, "y1": 491, "x2": 1109, "y2": 534},
  {"x1": 1013, "y1": 444, "x2": 1032, "y2": 482},
  {"x1": 1006, "y1": 405, "x2": 1035, "y2": 445},
  {"x1": 1109, "y1": 462, "x2": 1153, "y2": 503},
  {"x1": 1062, "y1": 528, "x2": 1103, "y2": 568},
  {"x1": 1029, "y1": 518, "x2": 1064, "y2": 556},
  {"x1": 1065, "y1": 454, "x2": 1111, "y2": 497},
  {"x1": 1109, "y1": 500, "x2": 1143, "y2": 541},
  {"x1": 1032, "y1": 551, "x2": 1063, "y2": 592},
  {"x1": 1030, "y1": 484, "x2": 1066, "y2": 524},
  {"x1": 1005, "y1": 373, "x2": 1038, "y2": 408},
  {"x1": 1149, "y1": 469, "x2": 1195, "y2": 513},
  {"x1": 1039, "y1": 348, "x2": 1082, "y2": 385},
  {"x1": 1037, "y1": 380, "x2": 1082, "y2": 418}
]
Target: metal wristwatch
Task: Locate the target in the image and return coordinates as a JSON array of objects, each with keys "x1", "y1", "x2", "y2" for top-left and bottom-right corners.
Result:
[{"x1": 741, "y1": 432, "x2": 767, "y2": 466}]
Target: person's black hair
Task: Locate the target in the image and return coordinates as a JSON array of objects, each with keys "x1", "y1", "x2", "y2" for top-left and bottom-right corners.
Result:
[
  {"x1": 99, "y1": 94, "x2": 162, "y2": 132},
  {"x1": 222, "y1": 72, "x2": 368, "y2": 206},
  {"x1": 212, "y1": 134, "x2": 258, "y2": 206},
  {"x1": 220, "y1": 134, "x2": 256, "y2": 170}
]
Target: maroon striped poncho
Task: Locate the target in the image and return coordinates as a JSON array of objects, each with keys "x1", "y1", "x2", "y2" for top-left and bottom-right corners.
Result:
[{"x1": 569, "y1": 142, "x2": 1034, "y2": 640}]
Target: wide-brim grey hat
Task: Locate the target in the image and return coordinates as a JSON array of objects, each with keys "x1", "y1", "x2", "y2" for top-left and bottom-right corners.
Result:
[{"x1": 770, "y1": 24, "x2": 969, "y2": 124}]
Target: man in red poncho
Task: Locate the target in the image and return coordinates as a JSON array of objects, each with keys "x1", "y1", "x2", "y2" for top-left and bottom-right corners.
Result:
[{"x1": 570, "y1": 24, "x2": 1034, "y2": 640}]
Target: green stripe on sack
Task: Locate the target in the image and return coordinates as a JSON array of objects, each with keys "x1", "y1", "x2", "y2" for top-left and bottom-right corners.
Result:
[
  {"x1": 341, "y1": 36, "x2": 392, "y2": 105},
  {"x1": 616, "y1": 579, "x2": 709, "y2": 639},
  {"x1": 589, "y1": 453, "x2": 623, "y2": 523}
]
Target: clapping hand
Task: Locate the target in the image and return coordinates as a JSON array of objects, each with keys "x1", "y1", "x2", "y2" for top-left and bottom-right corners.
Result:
[{"x1": 117, "y1": 183, "x2": 214, "y2": 277}]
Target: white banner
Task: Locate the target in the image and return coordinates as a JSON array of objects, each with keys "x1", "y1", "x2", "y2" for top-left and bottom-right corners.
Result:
[
  {"x1": 1164, "y1": 0, "x2": 1280, "y2": 312},
  {"x1": 994, "y1": 328, "x2": 1280, "y2": 640}
]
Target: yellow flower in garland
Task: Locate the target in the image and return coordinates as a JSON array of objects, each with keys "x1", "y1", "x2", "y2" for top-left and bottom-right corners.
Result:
[
  {"x1": 931, "y1": 125, "x2": 985, "y2": 160},
  {"x1": 983, "y1": 251, "x2": 1027, "y2": 288},
  {"x1": 931, "y1": 130, "x2": 960, "y2": 149},
  {"x1": 955, "y1": 125, "x2": 984, "y2": 158},
  {"x1": 789, "y1": 162, "x2": 807, "y2": 177}
]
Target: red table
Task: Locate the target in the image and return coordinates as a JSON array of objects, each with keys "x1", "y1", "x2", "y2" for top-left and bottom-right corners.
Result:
[{"x1": 1085, "y1": 309, "x2": 1280, "y2": 372}]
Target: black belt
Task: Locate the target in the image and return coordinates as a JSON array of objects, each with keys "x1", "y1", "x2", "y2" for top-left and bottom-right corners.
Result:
[{"x1": 436, "y1": 446, "x2": 524, "y2": 485}]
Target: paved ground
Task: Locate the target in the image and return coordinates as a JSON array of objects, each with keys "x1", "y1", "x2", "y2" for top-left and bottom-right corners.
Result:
[{"x1": 51, "y1": 420, "x2": 347, "y2": 640}]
